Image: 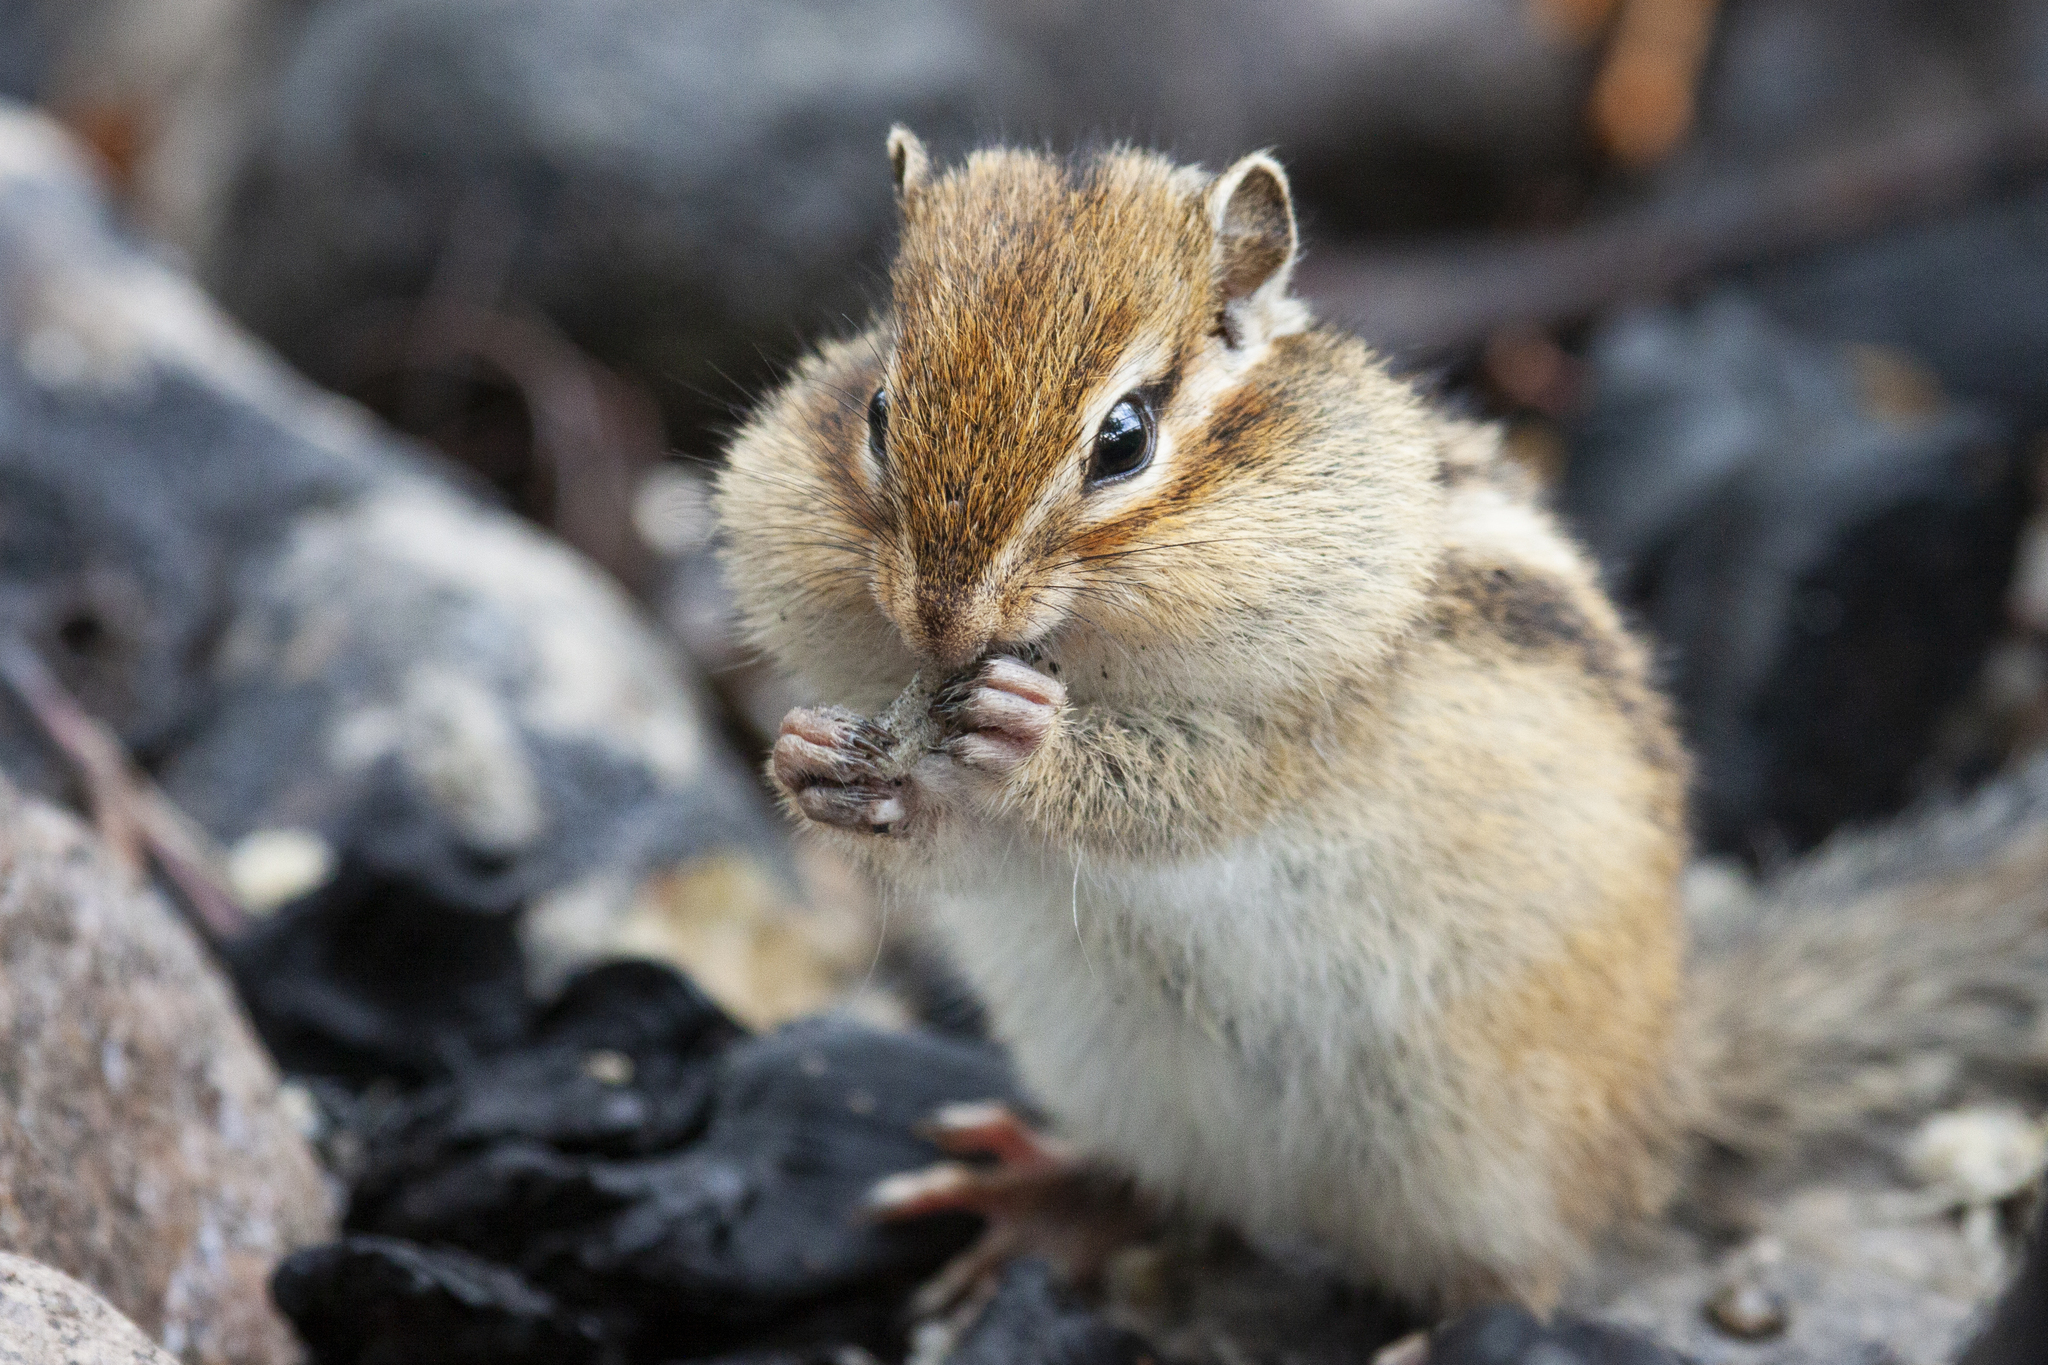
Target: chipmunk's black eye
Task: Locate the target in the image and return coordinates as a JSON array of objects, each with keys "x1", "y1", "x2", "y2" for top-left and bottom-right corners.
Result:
[
  {"x1": 867, "y1": 388, "x2": 889, "y2": 466},
  {"x1": 1088, "y1": 393, "x2": 1153, "y2": 486}
]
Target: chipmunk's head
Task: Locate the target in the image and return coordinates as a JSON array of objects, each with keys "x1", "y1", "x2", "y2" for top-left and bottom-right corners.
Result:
[{"x1": 852, "y1": 130, "x2": 1311, "y2": 671}]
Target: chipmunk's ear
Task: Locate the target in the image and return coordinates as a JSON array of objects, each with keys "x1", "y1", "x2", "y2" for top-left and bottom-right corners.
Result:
[
  {"x1": 1207, "y1": 152, "x2": 1301, "y2": 343},
  {"x1": 887, "y1": 126, "x2": 930, "y2": 199}
]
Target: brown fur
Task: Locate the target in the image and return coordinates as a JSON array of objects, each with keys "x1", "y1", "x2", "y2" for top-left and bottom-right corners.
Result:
[
  {"x1": 719, "y1": 137, "x2": 1688, "y2": 1309},
  {"x1": 712, "y1": 136, "x2": 2045, "y2": 1314}
]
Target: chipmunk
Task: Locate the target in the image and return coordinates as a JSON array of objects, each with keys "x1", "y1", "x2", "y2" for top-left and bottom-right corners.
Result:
[{"x1": 713, "y1": 131, "x2": 2048, "y2": 1313}]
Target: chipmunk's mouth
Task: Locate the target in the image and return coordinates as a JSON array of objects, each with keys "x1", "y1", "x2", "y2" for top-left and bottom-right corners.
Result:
[
  {"x1": 906, "y1": 588, "x2": 998, "y2": 670},
  {"x1": 873, "y1": 527, "x2": 1080, "y2": 670},
  {"x1": 880, "y1": 572, "x2": 1071, "y2": 672}
]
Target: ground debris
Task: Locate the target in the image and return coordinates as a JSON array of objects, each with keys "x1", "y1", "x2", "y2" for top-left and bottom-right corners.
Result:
[{"x1": 275, "y1": 954, "x2": 1024, "y2": 1364}]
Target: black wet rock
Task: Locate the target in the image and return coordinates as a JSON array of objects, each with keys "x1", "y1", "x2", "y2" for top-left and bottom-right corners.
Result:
[
  {"x1": 228, "y1": 860, "x2": 534, "y2": 1087},
  {"x1": 348, "y1": 959, "x2": 741, "y2": 1201},
  {"x1": 1752, "y1": 184, "x2": 2048, "y2": 429},
  {"x1": 1432, "y1": 1304, "x2": 1682, "y2": 1365},
  {"x1": 1561, "y1": 294, "x2": 2025, "y2": 860},
  {"x1": 280, "y1": 957, "x2": 1023, "y2": 1365},
  {"x1": 352, "y1": 1018, "x2": 1008, "y2": 1324},
  {"x1": 201, "y1": 0, "x2": 1592, "y2": 446},
  {"x1": 273, "y1": 1236, "x2": 620, "y2": 1365},
  {"x1": 1682, "y1": 0, "x2": 2048, "y2": 174},
  {"x1": 944, "y1": 1259, "x2": 1151, "y2": 1365}
]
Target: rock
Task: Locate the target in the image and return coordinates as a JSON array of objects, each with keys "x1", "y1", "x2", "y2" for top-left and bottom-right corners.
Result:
[
  {"x1": 0, "y1": 776, "x2": 332, "y2": 1365},
  {"x1": 225, "y1": 861, "x2": 537, "y2": 1086},
  {"x1": 1701, "y1": 1280, "x2": 1788, "y2": 1341},
  {"x1": 346, "y1": 960, "x2": 742, "y2": 1198},
  {"x1": 1681, "y1": 1, "x2": 2048, "y2": 177},
  {"x1": 271, "y1": 1237, "x2": 616, "y2": 1365},
  {"x1": 225, "y1": 826, "x2": 336, "y2": 915},
  {"x1": 1750, "y1": 184, "x2": 2048, "y2": 428},
  {"x1": 0, "y1": 103, "x2": 792, "y2": 976},
  {"x1": 352, "y1": 1017, "x2": 1014, "y2": 1324},
  {"x1": 1907, "y1": 1106, "x2": 2048, "y2": 1207},
  {"x1": 1598, "y1": 1223, "x2": 1980, "y2": 1365},
  {"x1": 1560, "y1": 293, "x2": 2025, "y2": 859},
  {"x1": 0, "y1": 1252, "x2": 181, "y2": 1365},
  {"x1": 198, "y1": 0, "x2": 1589, "y2": 446},
  {"x1": 276, "y1": 960, "x2": 1023, "y2": 1363},
  {"x1": 0, "y1": 0, "x2": 324, "y2": 297},
  {"x1": 940, "y1": 1259, "x2": 1150, "y2": 1365},
  {"x1": 1430, "y1": 1304, "x2": 1681, "y2": 1365}
]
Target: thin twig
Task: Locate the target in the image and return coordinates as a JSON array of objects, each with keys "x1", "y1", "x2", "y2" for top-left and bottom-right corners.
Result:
[
  {"x1": 1299, "y1": 98, "x2": 2048, "y2": 359},
  {"x1": 409, "y1": 302, "x2": 666, "y2": 593},
  {"x1": 0, "y1": 637, "x2": 247, "y2": 944}
]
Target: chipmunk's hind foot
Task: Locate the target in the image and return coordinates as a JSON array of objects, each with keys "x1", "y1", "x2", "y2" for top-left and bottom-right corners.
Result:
[{"x1": 866, "y1": 1102, "x2": 1152, "y2": 1318}]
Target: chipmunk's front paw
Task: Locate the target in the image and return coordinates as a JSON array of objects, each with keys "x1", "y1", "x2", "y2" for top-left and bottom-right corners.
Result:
[
  {"x1": 771, "y1": 707, "x2": 907, "y2": 835},
  {"x1": 936, "y1": 656, "x2": 1066, "y2": 777}
]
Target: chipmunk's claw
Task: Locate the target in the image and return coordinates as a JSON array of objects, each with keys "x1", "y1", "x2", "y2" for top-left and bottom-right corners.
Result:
[
  {"x1": 938, "y1": 656, "x2": 1065, "y2": 776},
  {"x1": 772, "y1": 707, "x2": 906, "y2": 834}
]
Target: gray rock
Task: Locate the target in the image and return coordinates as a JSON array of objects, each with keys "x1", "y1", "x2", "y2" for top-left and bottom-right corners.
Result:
[
  {"x1": 0, "y1": 777, "x2": 333, "y2": 1365},
  {"x1": 1595, "y1": 1212, "x2": 1984, "y2": 1365},
  {"x1": 0, "y1": 101, "x2": 777, "y2": 917},
  {"x1": 1751, "y1": 184, "x2": 2048, "y2": 427},
  {"x1": 0, "y1": 1253, "x2": 180, "y2": 1365},
  {"x1": 1560, "y1": 293, "x2": 2024, "y2": 860},
  {"x1": 197, "y1": 0, "x2": 1585, "y2": 441}
]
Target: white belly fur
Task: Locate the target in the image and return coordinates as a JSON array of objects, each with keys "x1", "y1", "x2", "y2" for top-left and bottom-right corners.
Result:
[{"x1": 912, "y1": 824, "x2": 1563, "y2": 1295}]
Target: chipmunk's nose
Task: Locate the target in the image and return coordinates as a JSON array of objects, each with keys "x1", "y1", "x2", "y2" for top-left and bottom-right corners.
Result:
[{"x1": 910, "y1": 586, "x2": 997, "y2": 670}]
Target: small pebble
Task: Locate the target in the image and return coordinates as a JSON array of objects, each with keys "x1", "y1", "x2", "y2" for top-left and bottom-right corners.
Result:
[
  {"x1": 276, "y1": 1081, "x2": 324, "y2": 1142},
  {"x1": 1906, "y1": 1106, "x2": 2048, "y2": 1204},
  {"x1": 581, "y1": 1049, "x2": 634, "y2": 1086},
  {"x1": 1704, "y1": 1282, "x2": 1788, "y2": 1340},
  {"x1": 227, "y1": 827, "x2": 336, "y2": 914},
  {"x1": 1371, "y1": 1330, "x2": 1428, "y2": 1365}
]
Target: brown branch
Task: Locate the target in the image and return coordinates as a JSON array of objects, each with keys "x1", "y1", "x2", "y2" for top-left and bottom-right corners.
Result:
[
  {"x1": 407, "y1": 302, "x2": 666, "y2": 593},
  {"x1": 0, "y1": 639, "x2": 247, "y2": 944},
  {"x1": 1297, "y1": 98, "x2": 2048, "y2": 359}
]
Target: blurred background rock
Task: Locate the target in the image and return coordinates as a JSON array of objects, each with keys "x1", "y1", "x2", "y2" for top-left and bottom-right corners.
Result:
[
  {"x1": 4, "y1": 1, "x2": 2048, "y2": 1361},
  {"x1": 14, "y1": 0, "x2": 2048, "y2": 867}
]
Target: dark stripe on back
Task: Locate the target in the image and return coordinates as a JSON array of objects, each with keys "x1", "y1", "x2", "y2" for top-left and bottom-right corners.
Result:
[{"x1": 1435, "y1": 557, "x2": 1685, "y2": 776}]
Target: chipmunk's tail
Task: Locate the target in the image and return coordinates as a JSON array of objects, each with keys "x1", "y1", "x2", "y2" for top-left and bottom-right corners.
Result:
[{"x1": 1682, "y1": 756, "x2": 2048, "y2": 1162}]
